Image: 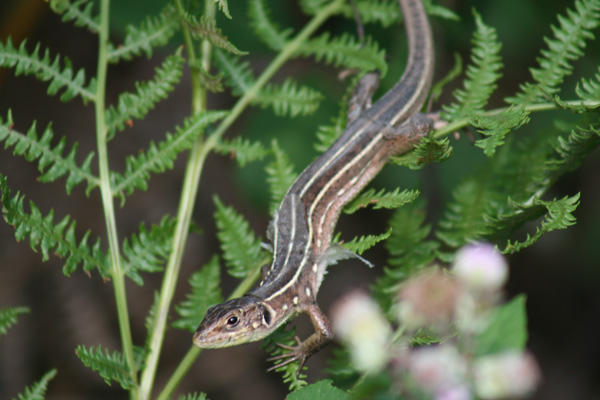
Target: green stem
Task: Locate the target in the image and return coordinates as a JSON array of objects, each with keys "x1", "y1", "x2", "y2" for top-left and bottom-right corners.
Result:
[{"x1": 94, "y1": 0, "x2": 137, "y2": 396}]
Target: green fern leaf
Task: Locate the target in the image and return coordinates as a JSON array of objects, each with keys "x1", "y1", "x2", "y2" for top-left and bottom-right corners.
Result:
[
  {"x1": 0, "y1": 175, "x2": 109, "y2": 277},
  {"x1": 106, "y1": 52, "x2": 184, "y2": 137},
  {"x1": 263, "y1": 326, "x2": 308, "y2": 391},
  {"x1": 184, "y1": 14, "x2": 245, "y2": 55},
  {"x1": 0, "y1": 37, "x2": 96, "y2": 102},
  {"x1": 391, "y1": 135, "x2": 452, "y2": 169},
  {"x1": 213, "y1": 49, "x2": 255, "y2": 96},
  {"x1": 342, "y1": 228, "x2": 392, "y2": 255},
  {"x1": 256, "y1": 79, "x2": 324, "y2": 117},
  {"x1": 0, "y1": 112, "x2": 98, "y2": 195},
  {"x1": 173, "y1": 255, "x2": 223, "y2": 332},
  {"x1": 178, "y1": 393, "x2": 208, "y2": 400},
  {"x1": 497, "y1": 194, "x2": 580, "y2": 254},
  {"x1": 344, "y1": 188, "x2": 419, "y2": 214},
  {"x1": 472, "y1": 106, "x2": 530, "y2": 156},
  {"x1": 75, "y1": 345, "x2": 135, "y2": 389},
  {"x1": 372, "y1": 201, "x2": 438, "y2": 314},
  {"x1": 214, "y1": 136, "x2": 270, "y2": 166},
  {"x1": 0, "y1": 306, "x2": 29, "y2": 337},
  {"x1": 213, "y1": 196, "x2": 265, "y2": 278},
  {"x1": 443, "y1": 10, "x2": 503, "y2": 120},
  {"x1": 188, "y1": 59, "x2": 225, "y2": 93},
  {"x1": 214, "y1": 0, "x2": 231, "y2": 18},
  {"x1": 339, "y1": 0, "x2": 401, "y2": 27},
  {"x1": 297, "y1": 33, "x2": 387, "y2": 76},
  {"x1": 110, "y1": 110, "x2": 227, "y2": 198},
  {"x1": 265, "y1": 140, "x2": 297, "y2": 215},
  {"x1": 121, "y1": 216, "x2": 176, "y2": 286},
  {"x1": 50, "y1": 0, "x2": 100, "y2": 33},
  {"x1": 508, "y1": 0, "x2": 600, "y2": 105},
  {"x1": 107, "y1": 5, "x2": 179, "y2": 62},
  {"x1": 576, "y1": 66, "x2": 600, "y2": 101},
  {"x1": 248, "y1": 0, "x2": 293, "y2": 50},
  {"x1": 11, "y1": 369, "x2": 57, "y2": 400}
]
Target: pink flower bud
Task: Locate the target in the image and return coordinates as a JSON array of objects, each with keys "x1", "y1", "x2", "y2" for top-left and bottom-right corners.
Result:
[
  {"x1": 473, "y1": 351, "x2": 541, "y2": 399},
  {"x1": 453, "y1": 244, "x2": 508, "y2": 291}
]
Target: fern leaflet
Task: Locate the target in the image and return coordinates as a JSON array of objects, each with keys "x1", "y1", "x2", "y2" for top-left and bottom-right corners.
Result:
[
  {"x1": 257, "y1": 79, "x2": 324, "y2": 117},
  {"x1": 11, "y1": 369, "x2": 57, "y2": 400},
  {"x1": 214, "y1": 136, "x2": 270, "y2": 166},
  {"x1": 183, "y1": 14, "x2": 246, "y2": 55},
  {"x1": 0, "y1": 175, "x2": 109, "y2": 277},
  {"x1": 576, "y1": 65, "x2": 600, "y2": 101},
  {"x1": 344, "y1": 188, "x2": 419, "y2": 214},
  {"x1": 342, "y1": 228, "x2": 392, "y2": 255},
  {"x1": 248, "y1": 0, "x2": 293, "y2": 50},
  {"x1": 0, "y1": 111, "x2": 98, "y2": 195},
  {"x1": 178, "y1": 393, "x2": 208, "y2": 400},
  {"x1": 0, "y1": 306, "x2": 29, "y2": 337},
  {"x1": 472, "y1": 106, "x2": 530, "y2": 156},
  {"x1": 213, "y1": 49, "x2": 255, "y2": 96},
  {"x1": 49, "y1": 0, "x2": 100, "y2": 33},
  {"x1": 0, "y1": 38, "x2": 96, "y2": 102},
  {"x1": 265, "y1": 140, "x2": 297, "y2": 215},
  {"x1": 173, "y1": 255, "x2": 223, "y2": 332},
  {"x1": 392, "y1": 135, "x2": 452, "y2": 169},
  {"x1": 75, "y1": 345, "x2": 135, "y2": 389}
]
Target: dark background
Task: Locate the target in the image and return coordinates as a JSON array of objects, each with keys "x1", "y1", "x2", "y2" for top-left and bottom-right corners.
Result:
[{"x1": 0, "y1": 0, "x2": 599, "y2": 399}]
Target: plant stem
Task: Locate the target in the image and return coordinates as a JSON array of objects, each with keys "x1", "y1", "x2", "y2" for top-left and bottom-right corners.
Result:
[{"x1": 94, "y1": 0, "x2": 138, "y2": 396}]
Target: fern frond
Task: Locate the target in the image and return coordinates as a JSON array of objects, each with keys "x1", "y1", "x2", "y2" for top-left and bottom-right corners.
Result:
[
  {"x1": 11, "y1": 369, "x2": 57, "y2": 400},
  {"x1": 265, "y1": 140, "x2": 297, "y2": 215},
  {"x1": 256, "y1": 79, "x2": 324, "y2": 117},
  {"x1": 188, "y1": 60, "x2": 224, "y2": 93},
  {"x1": 472, "y1": 106, "x2": 530, "y2": 156},
  {"x1": 576, "y1": 66, "x2": 600, "y2": 101},
  {"x1": 391, "y1": 135, "x2": 452, "y2": 169},
  {"x1": 372, "y1": 201, "x2": 438, "y2": 314},
  {"x1": 50, "y1": 0, "x2": 100, "y2": 33},
  {"x1": 342, "y1": 228, "x2": 392, "y2": 255},
  {"x1": 173, "y1": 255, "x2": 223, "y2": 332},
  {"x1": 496, "y1": 194, "x2": 580, "y2": 254},
  {"x1": 0, "y1": 38, "x2": 96, "y2": 102},
  {"x1": 344, "y1": 188, "x2": 419, "y2": 214},
  {"x1": 110, "y1": 110, "x2": 227, "y2": 199},
  {"x1": 0, "y1": 306, "x2": 29, "y2": 337},
  {"x1": 106, "y1": 52, "x2": 184, "y2": 137},
  {"x1": 184, "y1": 14, "x2": 245, "y2": 55},
  {"x1": 214, "y1": 0, "x2": 232, "y2": 18},
  {"x1": 213, "y1": 196, "x2": 265, "y2": 279},
  {"x1": 121, "y1": 216, "x2": 176, "y2": 286},
  {"x1": 507, "y1": 0, "x2": 600, "y2": 105},
  {"x1": 0, "y1": 175, "x2": 109, "y2": 277},
  {"x1": 107, "y1": 5, "x2": 179, "y2": 62},
  {"x1": 0, "y1": 112, "x2": 98, "y2": 195},
  {"x1": 75, "y1": 345, "x2": 135, "y2": 389},
  {"x1": 297, "y1": 33, "x2": 388, "y2": 75},
  {"x1": 178, "y1": 393, "x2": 208, "y2": 400},
  {"x1": 339, "y1": 0, "x2": 400, "y2": 28},
  {"x1": 263, "y1": 326, "x2": 308, "y2": 391},
  {"x1": 443, "y1": 10, "x2": 503, "y2": 120},
  {"x1": 214, "y1": 136, "x2": 270, "y2": 166},
  {"x1": 248, "y1": 0, "x2": 293, "y2": 50},
  {"x1": 213, "y1": 49, "x2": 255, "y2": 96}
]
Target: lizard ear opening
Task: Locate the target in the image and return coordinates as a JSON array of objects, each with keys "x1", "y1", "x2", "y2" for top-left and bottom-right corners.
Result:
[{"x1": 262, "y1": 308, "x2": 271, "y2": 326}]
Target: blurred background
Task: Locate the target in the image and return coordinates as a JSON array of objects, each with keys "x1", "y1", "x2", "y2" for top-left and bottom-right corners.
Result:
[{"x1": 0, "y1": 0, "x2": 599, "y2": 399}]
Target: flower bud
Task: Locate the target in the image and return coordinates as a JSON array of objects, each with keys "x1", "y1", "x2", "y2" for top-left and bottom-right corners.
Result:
[
  {"x1": 453, "y1": 244, "x2": 508, "y2": 292},
  {"x1": 473, "y1": 351, "x2": 541, "y2": 399}
]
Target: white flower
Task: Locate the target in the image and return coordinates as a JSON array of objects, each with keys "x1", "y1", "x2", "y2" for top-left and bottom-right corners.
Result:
[
  {"x1": 453, "y1": 243, "x2": 508, "y2": 292},
  {"x1": 409, "y1": 345, "x2": 467, "y2": 393},
  {"x1": 473, "y1": 351, "x2": 541, "y2": 399}
]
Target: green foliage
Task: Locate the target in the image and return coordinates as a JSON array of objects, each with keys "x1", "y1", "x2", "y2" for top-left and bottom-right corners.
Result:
[
  {"x1": 576, "y1": 66, "x2": 600, "y2": 101},
  {"x1": 344, "y1": 188, "x2": 420, "y2": 214},
  {"x1": 177, "y1": 393, "x2": 208, "y2": 400},
  {"x1": 342, "y1": 228, "x2": 392, "y2": 256},
  {"x1": 508, "y1": 0, "x2": 600, "y2": 105},
  {"x1": 0, "y1": 175, "x2": 109, "y2": 277},
  {"x1": 173, "y1": 255, "x2": 223, "y2": 332},
  {"x1": 287, "y1": 379, "x2": 349, "y2": 400},
  {"x1": 248, "y1": 0, "x2": 293, "y2": 50},
  {"x1": 107, "y1": 5, "x2": 180, "y2": 62},
  {"x1": 0, "y1": 306, "x2": 29, "y2": 337},
  {"x1": 263, "y1": 326, "x2": 308, "y2": 391},
  {"x1": 472, "y1": 106, "x2": 530, "y2": 156},
  {"x1": 0, "y1": 111, "x2": 98, "y2": 195},
  {"x1": 474, "y1": 295, "x2": 528, "y2": 357},
  {"x1": 256, "y1": 79, "x2": 324, "y2": 117},
  {"x1": 183, "y1": 14, "x2": 246, "y2": 55},
  {"x1": 0, "y1": 37, "x2": 96, "y2": 102},
  {"x1": 11, "y1": 369, "x2": 57, "y2": 400},
  {"x1": 106, "y1": 52, "x2": 185, "y2": 137},
  {"x1": 121, "y1": 216, "x2": 177, "y2": 286},
  {"x1": 214, "y1": 136, "x2": 270, "y2": 166},
  {"x1": 50, "y1": 0, "x2": 100, "y2": 33},
  {"x1": 213, "y1": 196, "x2": 265, "y2": 278},
  {"x1": 75, "y1": 345, "x2": 135, "y2": 389},
  {"x1": 110, "y1": 110, "x2": 227, "y2": 199},
  {"x1": 265, "y1": 140, "x2": 297, "y2": 214},
  {"x1": 392, "y1": 135, "x2": 452, "y2": 169}
]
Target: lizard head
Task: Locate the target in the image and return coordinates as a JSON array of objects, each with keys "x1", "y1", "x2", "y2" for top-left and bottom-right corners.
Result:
[{"x1": 193, "y1": 295, "x2": 277, "y2": 348}]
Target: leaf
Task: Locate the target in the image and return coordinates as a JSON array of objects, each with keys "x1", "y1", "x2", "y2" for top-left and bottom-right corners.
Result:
[
  {"x1": 248, "y1": 0, "x2": 293, "y2": 50},
  {"x1": 287, "y1": 379, "x2": 349, "y2": 400},
  {"x1": 75, "y1": 345, "x2": 135, "y2": 389},
  {"x1": 213, "y1": 49, "x2": 256, "y2": 96},
  {"x1": 265, "y1": 140, "x2": 297, "y2": 215},
  {"x1": 507, "y1": 0, "x2": 600, "y2": 105},
  {"x1": 177, "y1": 393, "x2": 208, "y2": 400},
  {"x1": 173, "y1": 255, "x2": 223, "y2": 332},
  {"x1": 0, "y1": 175, "x2": 109, "y2": 278},
  {"x1": 184, "y1": 14, "x2": 246, "y2": 55},
  {"x1": 50, "y1": 0, "x2": 100, "y2": 33},
  {"x1": 443, "y1": 10, "x2": 503, "y2": 120},
  {"x1": 263, "y1": 326, "x2": 308, "y2": 391},
  {"x1": 107, "y1": 5, "x2": 179, "y2": 62},
  {"x1": 214, "y1": 136, "x2": 270, "y2": 166},
  {"x1": 344, "y1": 188, "x2": 420, "y2": 214},
  {"x1": 213, "y1": 196, "x2": 264, "y2": 278},
  {"x1": 0, "y1": 306, "x2": 29, "y2": 337},
  {"x1": 342, "y1": 228, "x2": 392, "y2": 255},
  {"x1": 11, "y1": 369, "x2": 57, "y2": 400},
  {"x1": 256, "y1": 79, "x2": 324, "y2": 117},
  {"x1": 110, "y1": 110, "x2": 227, "y2": 199},
  {"x1": 214, "y1": 0, "x2": 231, "y2": 19},
  {"x1": 106, "y1": 52, "x2": 185, "y2": 137},
  {"x1": 576, "y1": 65, "x2": 600, "y2": 101},
  {"x1": 472, "y1": 106, "x2": 530, "y2": 156},
  {"x1": 391, "y1": 135, "x2": 452, "y2": 169},
  {"x1": 0, "y1": 37, "x2": 96, "y2": 102},
  {"x1": 0, "y1": 111, "x2": 98, "y2": 195},
  {"x1": 121, "y1": 216, "x2": 176, "y2": 286},
  {"x1": 474, "y1": 295, "x2": 528, "y2": 357}
]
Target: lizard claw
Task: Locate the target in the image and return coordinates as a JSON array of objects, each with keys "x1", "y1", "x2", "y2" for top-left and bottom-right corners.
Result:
[{"x1": 266, "y1": 337, "x2": 308, "y2": 376}]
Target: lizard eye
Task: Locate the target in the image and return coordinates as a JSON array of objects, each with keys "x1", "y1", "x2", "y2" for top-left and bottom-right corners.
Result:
[
  {"x1": 263, "y1": 309, "x2": 271, "y2": 326},
  {"x1": 226, "y1": 316, "x2": 239, "y2": 327}
]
